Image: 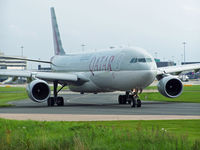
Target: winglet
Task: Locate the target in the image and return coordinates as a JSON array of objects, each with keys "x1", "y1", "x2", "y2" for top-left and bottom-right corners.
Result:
[{"x1": 50, "y1": 7, "x2": 66, "y2": 55}]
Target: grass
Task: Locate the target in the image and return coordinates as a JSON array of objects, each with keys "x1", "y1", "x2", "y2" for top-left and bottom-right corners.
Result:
[
  {"x1": 145, "y1": 85, "x2": 200, "y2": 91},
  {"x1": 0, "y1": 85, "x2": 68, "y2": 107},
  {"x1": 49, "y1": 86, "x2": 69, "y2": 91},
  {"x1": 0, "y1": 86, "x2": 26, "y2": 92},
  {"x1": 0, "y1": 93, "x2": 28, "y2": 107},
  {"x1": 144, "y1": 86, "x2": 158, "y2": 90},
  {"x1": 0, "y1": 86, "x2": 68, "y2": 92},
  {"x1": 141, "y1": 85, "x2": 200, "y2": 103},
  {"x1": 183, "y1": 85, "x2": 200, "y2": 91},
  {"x1": 0, "y1": 119, "x2": 199, "y2": 150},
  {"x1": 0, "y1": 87, "x2": 27, "y2": 107},
  {"x1": 140, "y1": 92, "x2": 200, "y2": 103}
]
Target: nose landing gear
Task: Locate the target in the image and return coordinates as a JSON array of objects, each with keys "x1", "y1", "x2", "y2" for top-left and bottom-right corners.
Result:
[
  {"x1": 129, "y1": 89, "x2": 142, "y2": 108},
  {"x1": 118, "y1": 89, "x2": 142, "y2": 108}
]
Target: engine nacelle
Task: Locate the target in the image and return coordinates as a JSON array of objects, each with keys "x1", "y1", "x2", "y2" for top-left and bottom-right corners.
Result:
[
  {"x1": 157, "y1": 75, "x2": 183, "y2": 98},
  {"x1": 26, "y1": 79, "x2": 50, "y2": 103}
]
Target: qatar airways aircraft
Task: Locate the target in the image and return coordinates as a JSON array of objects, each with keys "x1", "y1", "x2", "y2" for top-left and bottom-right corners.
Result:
[{"x1": 1, "y1": 7, "x2": 200, "y2": 107}]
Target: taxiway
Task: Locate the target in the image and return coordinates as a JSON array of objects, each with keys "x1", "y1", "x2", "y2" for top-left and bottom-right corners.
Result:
[{"x1": 0, "y1": 93, "x2": 199, "y2": 117}]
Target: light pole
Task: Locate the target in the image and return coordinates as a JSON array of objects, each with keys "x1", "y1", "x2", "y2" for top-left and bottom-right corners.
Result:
[
  {"x1": 181, "y1": 54, "x2": 183, "y2": 65},
  {"x1": 81, "y1": 44, "x2": 85, "y2": 52},
  {"x1": 172, "y1": 56, "x2": 174, "y2": 61},
  {"x1": 21, "y1": 46, "x2": 24, "y2": 57},
  {"x1": 154, "y1": 52, "x2": 157, "y2": 58},
  {"x1": 182, "y1": 42, "x2": 186, "y2": 64}
]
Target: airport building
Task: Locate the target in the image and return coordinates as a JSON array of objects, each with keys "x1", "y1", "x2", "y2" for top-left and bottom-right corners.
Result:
[
  {"x1": 154, "y1": 58, "x2": 175, "y2": 67},
  {"x1": 0, "y1": 52, "x2": 27, "y2": 70},
  {"x1": 38, "y1": 65, "x2": 51, "y2": 71},
  {"x1": 0, "y1": 51, "x2": 27, "y2": 82}
]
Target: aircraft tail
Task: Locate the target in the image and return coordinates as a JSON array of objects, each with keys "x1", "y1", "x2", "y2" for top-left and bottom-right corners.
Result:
[{"x1": 50, "y1": 7, "x2": 65, "y2": 55}]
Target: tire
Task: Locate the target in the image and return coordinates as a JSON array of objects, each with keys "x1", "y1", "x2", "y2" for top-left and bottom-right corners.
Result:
[
  {"x1": 57, "y1": 97, "x2": 64, "y2": 106},
  {"x1": 137, "y1": 99, "x2": 141, "y2": 107},
  {"x1": 122, "y1": 95, "x2": 127, "y2": 104},
  {"x1": 48, "y1": 97, "x2": 55, "y2": 106},
  {"x1": 128, "y1": 100, "x2": 131, "y2": 104},
  {"x1": 118, "y1": 95, "x2": 123, "y2": 104},
  {"x1": 128, "y1": 95, "x2": 133, "y2": 104}
]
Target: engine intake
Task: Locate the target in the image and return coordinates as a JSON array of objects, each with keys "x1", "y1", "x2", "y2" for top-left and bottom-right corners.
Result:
[
  {"x1": 157, "y1": 75, "x2": 183, "y2": 98},
  {"x1": 26, "y1": 79, "x2": 50, "y2": 103}
]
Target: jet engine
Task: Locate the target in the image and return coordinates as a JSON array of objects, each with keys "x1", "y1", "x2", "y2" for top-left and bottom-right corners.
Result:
[
  {"x1": 157, "y1": 75, "x2": 183, "y2": 98},
  {"x1": 26, "y1": 79, "x2": 50, "y2": 103}
]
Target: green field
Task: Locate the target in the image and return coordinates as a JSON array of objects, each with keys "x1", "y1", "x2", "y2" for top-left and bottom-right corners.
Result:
[
  {"x1": 145, "y1": 85, "x2": 200, "y2": 91},
  {"x1": 0, "y1": 87, "x2": 27, "y2": 107},
  {"x1": 0, "y1": 86, "x2": 68, "y2": 107},
  {"x1": 140, "y1": 92, "x2": 200, "y2": 103},
  {"x1": 0, "y1": 119, "x2": 199, "y2": 150},
  {"x1": 142, "y1": 85, "x2": 200, "y2": 103}
]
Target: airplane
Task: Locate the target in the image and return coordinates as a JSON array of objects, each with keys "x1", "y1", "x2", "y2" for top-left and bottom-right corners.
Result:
[{"x1": 1, "y1": 7, "x2": 200, "y2": 108}]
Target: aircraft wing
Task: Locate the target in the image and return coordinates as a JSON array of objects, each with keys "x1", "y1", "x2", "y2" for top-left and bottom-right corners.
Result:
[
  {"x1": 0, "y1": 56, "x2": 51, "y2": 64},
  {"x1": 157, "y1": 63, "x2": 200, "y2": 75},
  {"x1": 0, "y1": 70, "x2": 88, "y2": 83}
]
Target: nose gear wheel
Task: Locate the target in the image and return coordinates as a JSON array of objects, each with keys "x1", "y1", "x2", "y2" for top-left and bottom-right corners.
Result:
[{"x1": 118, "y1": 88, "x2": 142, "y2": 108}]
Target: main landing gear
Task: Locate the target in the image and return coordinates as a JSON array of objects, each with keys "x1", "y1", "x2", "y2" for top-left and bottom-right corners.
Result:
[
  {"x1": 47, "y1": 81, "x2": 65, "y2": 106},
  {"x1": 118, "y1": 89, "x2": 142, "y2": 108}
]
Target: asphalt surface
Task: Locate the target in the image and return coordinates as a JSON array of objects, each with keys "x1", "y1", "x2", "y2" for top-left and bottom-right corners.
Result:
[{"x1": 0, "y1": 92, "x2": 200, "y2": 116}]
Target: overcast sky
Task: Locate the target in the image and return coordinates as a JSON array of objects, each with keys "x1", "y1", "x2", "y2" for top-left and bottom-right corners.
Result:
[{"x1": 1, "y1": 0, "x2": 200, "y2": 68}]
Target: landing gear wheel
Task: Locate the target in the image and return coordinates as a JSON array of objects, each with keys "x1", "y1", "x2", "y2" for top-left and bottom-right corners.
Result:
[
  {"x1": 130, "y1": 98, "x2": 136, "y2": 108},
  {"x1": 118, "y1": 95, "x2": 127, "y2": 104},
  {"x1": 137, "y1": 99, "x2": 141, "y2": 107},
  {"x1": 127, "y1": 95, "x2": 133, "y2": 104},
  {"x1": 57, "y1": 97, "x2": 64, "y2": 106},
  {"x1": 122, "y1": 95, "x2": 127, "y2": 104},
  {"x1": 118, "y1": 95, "x2": 123, "y2": 104},
  {"x1": 47, "y1": 81, "x2": 66, "y2": 107},
  {"x1": 128, "y1": 100, "x2": 131, "y2": 104},
  {"x1": 48, "y1": 97, "x2": 55, "y2": 106}
]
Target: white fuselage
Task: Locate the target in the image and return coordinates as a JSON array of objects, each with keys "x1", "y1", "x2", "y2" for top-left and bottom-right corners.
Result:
[{"x1": 51, "y1": 47, "x2": 157, "y2": 93}]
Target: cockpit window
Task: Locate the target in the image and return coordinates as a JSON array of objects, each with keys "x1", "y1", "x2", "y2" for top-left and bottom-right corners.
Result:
[
  {"x1": 130, "y1": 57, "x2": 152, "y2": 63},
  {"x1": 145, "y1": 58, "x2": 152, "y2": 62},
  {"x1": 130, "y1": 58, "x2": 137, "y2": 63},
  {"x1": 138, "y1": 58, "x2": 146, "y2": 62}
]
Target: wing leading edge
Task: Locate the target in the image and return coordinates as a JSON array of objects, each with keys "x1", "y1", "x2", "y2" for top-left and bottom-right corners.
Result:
[
  {"x1": 157, "y1": 63, "x2": 200, "y2": 75},
  {"x1": 0, "y1": 70, "x2": 88, "y2": 83}
]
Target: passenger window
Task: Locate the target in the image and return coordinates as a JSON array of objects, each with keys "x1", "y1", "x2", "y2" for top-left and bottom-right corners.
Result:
[
  {"x1": 138, "y1": 58, "x2": 146, "y2": 62},
  {"x1": 146, "y1": 58, "x2": 152, "y2": 62},
  {"x1": 130, "y1": 58, "x2": 137, "y2": 63}
]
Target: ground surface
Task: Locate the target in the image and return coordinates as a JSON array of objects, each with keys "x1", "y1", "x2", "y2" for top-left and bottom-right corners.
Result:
[{"x1": 0, "y1": 92, "x2": 199, "y2": 121}]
